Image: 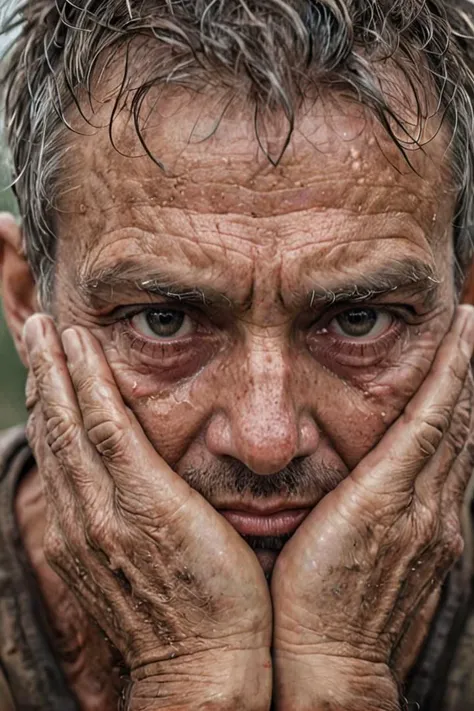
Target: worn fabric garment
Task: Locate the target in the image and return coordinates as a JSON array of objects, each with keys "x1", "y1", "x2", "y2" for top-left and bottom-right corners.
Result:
[
  {"x1": 0, "y1": 426, "x2": 473, "y2": 710},
  {"x1": 0, "y1": 427, "x2": 79, "y2": 710}
]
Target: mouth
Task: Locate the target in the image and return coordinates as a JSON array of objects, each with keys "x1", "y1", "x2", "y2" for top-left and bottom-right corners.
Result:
[
  {"x1": 218, "y1": 504, "x2": 312, "y2": 579},
  {"x1": 219, "y1": 507, "x2": 311, "y2": 536}
]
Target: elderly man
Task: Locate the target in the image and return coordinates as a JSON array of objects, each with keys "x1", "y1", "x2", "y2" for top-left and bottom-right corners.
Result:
[{"x1": 0, "y1": 0, "x2": 474, "y2": 709}]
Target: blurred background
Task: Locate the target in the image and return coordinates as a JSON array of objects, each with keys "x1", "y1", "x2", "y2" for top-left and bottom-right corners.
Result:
[
  {"x1": 0, "y1": 170, "x2": 25, "y2": 430},
  {"x1": 1, "y1": 20, "x2": 26, "y2": 430}
]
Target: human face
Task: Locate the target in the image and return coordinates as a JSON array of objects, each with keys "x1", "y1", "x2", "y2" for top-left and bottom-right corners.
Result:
[{"x1": 50, "y1": 90, "x2": 455, "y2": 574}]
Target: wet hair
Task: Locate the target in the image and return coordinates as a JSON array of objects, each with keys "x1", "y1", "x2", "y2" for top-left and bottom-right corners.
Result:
[{"x1": 2, "y1": 0, "x2": 474, "y2": 307}]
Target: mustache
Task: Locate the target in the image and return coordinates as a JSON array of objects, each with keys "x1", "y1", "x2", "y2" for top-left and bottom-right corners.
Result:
[{"x1": 180, "y1": 458, "x2": 346, "y2": 501}]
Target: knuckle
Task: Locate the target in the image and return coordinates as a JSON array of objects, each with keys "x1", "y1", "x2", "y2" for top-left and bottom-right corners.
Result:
[
  {"x1": 87, "y1": 417, "x2": 129, "y2": 459},
  {"x1": 30, "y1": 355, "x2": 54, "y2": 386},
  {"x1": 413, "y1": 407, "x2": 450, "y2": 456},
  {"x1": 70, "y1": 369, "x2": 99, "y2": 395},
  {"x1": 44, "y1": 411, "x2": 80, "y2": 456}
]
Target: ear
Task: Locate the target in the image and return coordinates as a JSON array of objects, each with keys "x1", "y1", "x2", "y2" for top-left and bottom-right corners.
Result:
[{"x1": 0, "y1": 213, "x2": 38, "y2": 367}]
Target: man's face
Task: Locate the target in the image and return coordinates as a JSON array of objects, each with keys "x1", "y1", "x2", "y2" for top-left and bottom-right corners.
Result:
[{"x1": 50, "y1": 90, "x2": 454, "y2": 573}]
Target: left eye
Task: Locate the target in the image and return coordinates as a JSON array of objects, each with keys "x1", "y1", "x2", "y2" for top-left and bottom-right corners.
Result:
[
  {"x1": 327, "y1": 308, "x2": 393, "y2": 340},
  {"x1": 131, "y1": 309, "x2": 194, "y2": 340}
]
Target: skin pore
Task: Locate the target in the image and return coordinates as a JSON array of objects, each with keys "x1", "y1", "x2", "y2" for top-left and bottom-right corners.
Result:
[
  {"x1": 49, "y1": 88, "x2": 456, "y2": 569},
  {"x1": 0, "y1": 82, "x2": 465, "y2": 710}
]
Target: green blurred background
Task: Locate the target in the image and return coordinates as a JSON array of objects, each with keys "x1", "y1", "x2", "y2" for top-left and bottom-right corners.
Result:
[{"x1": 0, "y1": 174, "x2": 26, "y2": 430}]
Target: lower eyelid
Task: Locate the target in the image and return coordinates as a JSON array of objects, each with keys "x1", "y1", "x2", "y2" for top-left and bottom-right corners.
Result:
[{"x1": 307, "y1": 318, "x2": 406, "y2": 367}]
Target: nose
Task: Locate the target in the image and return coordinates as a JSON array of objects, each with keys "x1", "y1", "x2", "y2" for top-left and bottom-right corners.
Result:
[{"x1": 205, "y1": 346, "x2": 320, "y2": 475}]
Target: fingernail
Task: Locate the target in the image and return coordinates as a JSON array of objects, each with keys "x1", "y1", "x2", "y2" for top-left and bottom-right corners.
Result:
[
  {"x1": 23, "y1": 315, "x2": 45, "y2": 353},
  {"x1": 61, "y1": 328, "x2": 82, "y2": 362}
]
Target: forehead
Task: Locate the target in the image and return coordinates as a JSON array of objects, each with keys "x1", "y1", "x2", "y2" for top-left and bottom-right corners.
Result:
[{"x1": 56, "y1": 88, "x2": 454, "y2": 289}]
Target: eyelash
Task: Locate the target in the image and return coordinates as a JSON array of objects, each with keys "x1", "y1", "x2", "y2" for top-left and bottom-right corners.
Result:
[
  {"x1": 110, "y1": 304, "x2": 215, "y2": 366},
  {"x1": 306, "y1": 306, "x2": 413, "y2": 368},
  {"x1": 109, "y1": 303, "x2": 415, "y2": 370}
]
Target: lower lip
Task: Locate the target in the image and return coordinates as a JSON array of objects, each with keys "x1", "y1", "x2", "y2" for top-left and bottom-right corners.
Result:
[{"x1": 219, "y1": 509, "x2": 311, "y2": 536}]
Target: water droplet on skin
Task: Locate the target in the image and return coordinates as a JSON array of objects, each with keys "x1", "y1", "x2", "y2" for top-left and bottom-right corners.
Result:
[
  {"x1": 381, "y1": 411, "x2": 387, "y2": 417},
  {"x1": 363, "y1": 391, "x2": 370, "y2": 398},
  {"x1": 79, "y1": 203, "x2": 86, "y2": 213},
  {"x1": 132, "y1": 381, "x2": 138, "y2": 392},
  {"x1": 318, "y1": 327, "x2": 328, "y2": 334}
]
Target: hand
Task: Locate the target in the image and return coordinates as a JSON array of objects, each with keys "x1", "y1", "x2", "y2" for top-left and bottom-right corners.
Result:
[
  {"x1": 272, "y1": 305, "x2": 474, "y2": 711},
  {"x1": 24, "y1": 315, "x2": 272, "y2": 711}
]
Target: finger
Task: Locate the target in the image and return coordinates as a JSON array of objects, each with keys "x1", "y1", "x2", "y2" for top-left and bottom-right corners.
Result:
[
  {"x1": 23, "y1": 314, "x2": 113, "y2": 511},
  {"x1": 441, "y1": 436, "x2": 474, "y2": 520},
  {"x1": 27, "y1": 406, "x2": 77, "y2": 516},
  {"x1": 25, "y1": 370, "x2": 38, "y2": 412},
  {"x1": 350, "y1": 305, "x2": 474, "y2": 495},
  {"x1": 442, "y1": 371, "x2": 474, "y2": 508},
  {"x1": 59, "y1": 323, "x2": 193, "y2": 511}
]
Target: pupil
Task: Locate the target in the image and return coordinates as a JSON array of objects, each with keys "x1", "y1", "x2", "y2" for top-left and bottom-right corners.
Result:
[
  {"x1": 146, "y1": 309, "x2": 184, "y2": 337},
  {"x1": 338, "y1": 308, "x2": 377, "y2": 336}
]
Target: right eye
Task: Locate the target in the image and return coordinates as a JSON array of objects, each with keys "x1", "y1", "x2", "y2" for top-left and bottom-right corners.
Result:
[{"x1": 131, "y1": 308, "x2": 195, "y2": 340}]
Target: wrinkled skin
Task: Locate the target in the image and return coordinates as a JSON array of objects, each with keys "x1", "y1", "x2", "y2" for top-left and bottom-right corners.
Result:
[
  {"x1": 24, "y1": 316, "x2": 272, "y2": 710},
  {"x1": 272, "y1": 309, "x2": 474, "y2": 709},
  {"x1": 1, "y1": 87, "x2": 474, "y2": 710}
]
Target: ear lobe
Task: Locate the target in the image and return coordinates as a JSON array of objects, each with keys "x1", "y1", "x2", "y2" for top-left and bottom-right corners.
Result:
[{"x1": 0, "y1": 213, "x2": 38, "y2": 367}]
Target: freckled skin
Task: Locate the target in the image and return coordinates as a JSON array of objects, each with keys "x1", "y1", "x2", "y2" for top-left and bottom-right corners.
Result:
[
  {"x1": 3, "y1": 87, "x2": 471, "y2": 711},
  {"x1": 55, "y1": 93, "x2": 455, "y2": 478}
]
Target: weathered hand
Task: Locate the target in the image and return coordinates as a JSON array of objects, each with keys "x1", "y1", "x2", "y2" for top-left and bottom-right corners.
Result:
[
  {"x1": 272, "y1": 305, "x2": 474, "y2": 711},
  {"x1": 24, "y1": 315, "x2": 272, "y2": 711}
]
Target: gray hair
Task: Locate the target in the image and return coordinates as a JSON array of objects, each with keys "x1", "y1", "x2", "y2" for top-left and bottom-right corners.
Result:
[{"x1": 2, "y1": 0, "x2": 474, "y2": 307}]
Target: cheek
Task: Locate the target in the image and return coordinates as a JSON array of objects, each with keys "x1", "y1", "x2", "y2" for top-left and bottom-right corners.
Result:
[
  {"x1": 320, "y1": 324, "x2": 445, "y2": 469},
  {"x1": 99, "y1": 343, "x2": 226, "y2": 465}
]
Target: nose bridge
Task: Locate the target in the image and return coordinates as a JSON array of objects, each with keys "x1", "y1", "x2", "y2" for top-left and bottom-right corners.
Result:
[
  {"x1": 229, "y1": 338, "x2": 299, "y2": 474},
  {"x1": 246, "y1": 340, "x2": 291, "y2": 408}
]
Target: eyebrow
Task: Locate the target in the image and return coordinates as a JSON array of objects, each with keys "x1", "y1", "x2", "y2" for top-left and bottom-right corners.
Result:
[
  {"x1": 79, "y1": 260, "x2": 234, "y2": 309},
  {"x1": 306, "y1": 258, "x2": 440, "y2": 310},
  {"x1": 78, "y1": 256, "x2": 440, "y2": 312}
]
